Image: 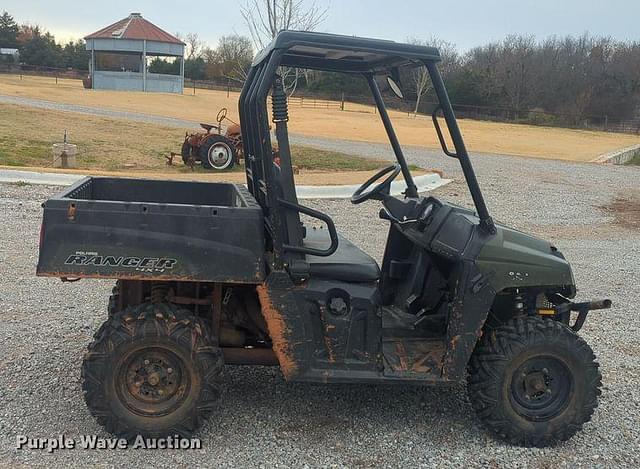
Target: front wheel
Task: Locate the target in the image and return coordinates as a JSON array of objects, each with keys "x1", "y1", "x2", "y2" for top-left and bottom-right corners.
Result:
[
  {"x1": 82, "y1": 303, "x2": 223, "y2": 439},
  {"x1": 467, "y1": 316, "x2": 601, "y2": 447}
]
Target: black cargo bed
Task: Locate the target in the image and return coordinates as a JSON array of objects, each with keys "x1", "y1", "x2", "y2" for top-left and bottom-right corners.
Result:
[{"x1": 36, "y1": 177, "x2": 265, "y2": 283}]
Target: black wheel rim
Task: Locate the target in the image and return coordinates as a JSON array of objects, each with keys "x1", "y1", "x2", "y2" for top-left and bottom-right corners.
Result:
[
  {"x1": 510, "y1": 355, "x2": 573, "y2": 421},
  {"x1": 116, "y1": 347, "x2": 191, "y2": 417}
]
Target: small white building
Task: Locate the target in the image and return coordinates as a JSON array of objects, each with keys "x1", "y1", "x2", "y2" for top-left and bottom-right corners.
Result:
[{"x1": 84, "y1": 13, "x2": 185, "y2": 93}]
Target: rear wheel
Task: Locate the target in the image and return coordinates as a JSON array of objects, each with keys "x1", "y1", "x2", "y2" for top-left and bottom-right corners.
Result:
[
  {"x1": 181, "y1": 141, "x2": 192, "y2": 165},
  {"x1": 199, "y1": 135, "x2": 236, "y2": 170},
  {"x1": 467, "y1": 316, "x2": 601, "y2": 447},
  {"x1": 82, "y1": 302, "x2": 223, "y2": 439}
]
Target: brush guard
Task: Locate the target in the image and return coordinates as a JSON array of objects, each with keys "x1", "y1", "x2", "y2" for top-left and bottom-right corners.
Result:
[{"x1": 542, "y1": 298, "x2": 612, "y2": 332}]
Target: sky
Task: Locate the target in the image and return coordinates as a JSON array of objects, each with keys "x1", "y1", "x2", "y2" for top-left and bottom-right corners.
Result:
[{"x1": 3, "y1": 0, "x2": 640, "y2": 51}]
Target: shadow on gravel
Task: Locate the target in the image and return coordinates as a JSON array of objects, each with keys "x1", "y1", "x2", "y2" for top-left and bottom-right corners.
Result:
[{"x1": 215, "y1": 365, "x2": 479, "y2": 445}]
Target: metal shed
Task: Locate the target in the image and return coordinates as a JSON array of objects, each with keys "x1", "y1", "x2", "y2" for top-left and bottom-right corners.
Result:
[{"x1": 85, "y1": 13, "x2": 185, "y2": 93}]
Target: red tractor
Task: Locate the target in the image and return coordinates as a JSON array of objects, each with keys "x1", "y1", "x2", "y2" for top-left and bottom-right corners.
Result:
[{"x1": 181, "y1": 108, "x2": 243, "y2": 170}]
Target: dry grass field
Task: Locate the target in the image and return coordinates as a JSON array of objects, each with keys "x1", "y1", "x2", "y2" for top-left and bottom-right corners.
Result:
[
  {"x1": 0, "y1": 103, "x2": 397, "y2": 184},
  {"x1": 1, "y1": 74, "x2": 638, "y2": 161}
]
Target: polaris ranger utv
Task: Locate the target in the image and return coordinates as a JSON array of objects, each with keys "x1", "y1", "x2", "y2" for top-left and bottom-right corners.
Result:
[{"x1": 36, "y1": 31, "x2": 610, "y2": 447}]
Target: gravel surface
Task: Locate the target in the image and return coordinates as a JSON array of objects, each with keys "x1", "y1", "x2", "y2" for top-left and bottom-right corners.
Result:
[{"x1": 0, "y1": 150, "x2": 639, "y2": 467}]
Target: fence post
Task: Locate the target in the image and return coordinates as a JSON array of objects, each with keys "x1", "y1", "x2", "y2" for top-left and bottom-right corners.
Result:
[
  {"x1": 227, "y1": 79, "x2": 230, "y2": 98},
  {"x1": 55, "y1": 74, "x2": 58, "y2": 85},
  {"x1": 604, "y1": 115, "x2": 608, "y2": 131},
  {"x1": 193, "y1": 80, "x2": 196, "y2": 95},
  {"x1": 341, "y1": 92, "x2": 345, "y2": 111}
]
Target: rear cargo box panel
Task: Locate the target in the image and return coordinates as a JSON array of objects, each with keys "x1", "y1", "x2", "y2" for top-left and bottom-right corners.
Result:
[{"x1": 36, "y1": 177, "x2": 265, "y2": 283}]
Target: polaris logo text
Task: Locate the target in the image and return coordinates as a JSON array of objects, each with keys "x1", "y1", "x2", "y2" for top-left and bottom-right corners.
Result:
[{"x1": 64, "y1": 252, "x2": 177, "y2": 272}]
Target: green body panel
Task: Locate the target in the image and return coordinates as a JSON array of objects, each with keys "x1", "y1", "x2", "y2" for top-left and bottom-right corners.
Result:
[{"x1": 475, "y1": 221, "x2": 574, "y2": 294}]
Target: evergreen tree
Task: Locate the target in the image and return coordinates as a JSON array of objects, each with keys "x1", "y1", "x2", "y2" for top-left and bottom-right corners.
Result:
[{"x1": 0, "y1": 11, "x2": 18, "y2": 48}]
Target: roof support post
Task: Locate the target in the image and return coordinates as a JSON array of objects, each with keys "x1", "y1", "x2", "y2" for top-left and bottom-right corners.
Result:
[
  {"x1": 425, "y1": 61, "x2": 495, "y2": 234},
  {"x1": 366, "y1": 74, "x2": 418, "y2": 198},
  {"x1": 180, "y1": 55, "x2": 185, "y2": 94},
  {"x1": 90, "y1": 46, "x2": 94, "y2": 87},
  {"x1": 142, "y1": 39, "x2": 147, "y2": 92}
]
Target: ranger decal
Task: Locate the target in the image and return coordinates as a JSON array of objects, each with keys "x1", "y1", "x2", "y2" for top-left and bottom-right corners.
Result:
[{"x1": 64, "y1": 252, "x2": 177, "y2": 272}]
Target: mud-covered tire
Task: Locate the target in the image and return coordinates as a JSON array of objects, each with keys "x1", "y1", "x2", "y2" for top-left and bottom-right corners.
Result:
[
  {"x1": 467, "y1": 316, "x2": 601, "y2": 447},
  {"x1": 199, "y1": 135, "x2": 236, "y2": 170},
  {"x1": 82, "y1": 303, "x2": 223, "y2": 439},
  {"x1": 107, "y1": 281, "x2": 121, "y2": 318}
]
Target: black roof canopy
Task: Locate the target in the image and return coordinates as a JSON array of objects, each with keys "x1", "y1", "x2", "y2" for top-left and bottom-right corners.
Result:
[{"x1": 252, "y1": 31, "x2": 441, "y2": 73}]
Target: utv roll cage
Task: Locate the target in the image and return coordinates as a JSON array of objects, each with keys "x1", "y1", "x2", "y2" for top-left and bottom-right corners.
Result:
[{"x1": 239, "y1": 31, "x2": 495, "y2": 271}]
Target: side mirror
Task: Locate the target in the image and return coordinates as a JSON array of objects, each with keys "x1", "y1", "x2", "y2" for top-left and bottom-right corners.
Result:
[{"x1": 386, "y1": 76, "x2": 404, "y2": 99}]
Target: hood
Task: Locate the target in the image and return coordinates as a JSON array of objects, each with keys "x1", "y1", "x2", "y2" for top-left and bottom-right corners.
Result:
[{"x1": 475, "y1": 220, "x2": 575, "y2": 295}]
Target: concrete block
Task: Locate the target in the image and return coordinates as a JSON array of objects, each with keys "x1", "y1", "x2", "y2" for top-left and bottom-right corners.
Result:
[{"x1": 52, "y1": 143, "x2": 78, "y2": 168}]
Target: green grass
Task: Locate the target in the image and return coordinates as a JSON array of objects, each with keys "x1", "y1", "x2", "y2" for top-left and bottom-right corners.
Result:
[
  {"x1": 0, "y1": 138, "x2": 51, "y2": 166},
  {"x1": 290, "y1": 145, "x2": 388, "y2": 171},
  {"x1": 626, "y1": 153, "x2": 640, "y2": 165}
]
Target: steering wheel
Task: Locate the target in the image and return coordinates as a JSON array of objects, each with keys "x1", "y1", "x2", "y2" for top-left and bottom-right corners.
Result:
[
  {"x1": 216, "y1": 108, "x2": 228, "y2": 123},
  {"x1": 351, "y1": 164, "x2": 402, "y2": 204}
]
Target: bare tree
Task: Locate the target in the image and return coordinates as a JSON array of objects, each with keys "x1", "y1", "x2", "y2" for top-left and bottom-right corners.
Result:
[
  {"x1": 241, "y1": 0, "x2": 328, "y2": 94},
  {"x1": 178, "y1": 32, "x2": 204, "y2": 60},
  {"x1": 214, "y1": 35, "x2": 254, "y2": 81},
  {"x1": 494, "y1": 35, "x2": 536, "y2": 116},
  {"x1": 241, "y1": 0, "x2": 327, "y2": 49},
  {"x1": 407, "y1": 37, "x2": 459, "y2": 115}
]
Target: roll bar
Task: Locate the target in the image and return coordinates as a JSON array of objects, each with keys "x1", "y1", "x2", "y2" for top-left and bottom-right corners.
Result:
[
  {"x1": 426, "y1": 62, "x2": 496, "y2": 235},
  {"x1": 239, "y1": 38, "x2": 498, "y2": 273},
  {"x1": 366, "y1": 74, "x2": 418, "y2": 199}
]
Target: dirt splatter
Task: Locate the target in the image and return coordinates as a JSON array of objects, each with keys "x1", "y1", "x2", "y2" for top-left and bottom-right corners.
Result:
[
  {"x1": 602, "y1": 193, "x2": 640, "y2": 230},
  {"x1": 256, "y1": 284, "x2": 298, "y2": 379}
]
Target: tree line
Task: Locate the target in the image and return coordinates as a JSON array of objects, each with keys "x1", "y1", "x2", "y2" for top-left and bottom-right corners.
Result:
[
  {"x1": 0, "y1": 11, "x2": 253, "y2": 84},
  {"x1": 0, "y1": 12, "x2": 88, "y2": 70},
  {"x1": 442, "y1": 34, "x2": 640, "y2": 124},
  {"x1": 2, "y1": 8, "x2": 640, "y2": 124},
  {"x1": 299, "y1": 34, "x2": 640, "y2": 125}
]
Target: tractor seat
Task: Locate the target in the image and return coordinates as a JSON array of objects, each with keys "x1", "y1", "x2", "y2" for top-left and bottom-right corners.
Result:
[
  {"x1": 200, "y1": 123, "x2": 220, "y2": 132},
  {"x1": 303, "y1": 227, "x2": 380, "y2": 283}
]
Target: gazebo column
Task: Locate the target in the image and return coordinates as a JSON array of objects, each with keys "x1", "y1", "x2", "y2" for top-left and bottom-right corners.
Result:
[
  {"x1": 90, "y1": 47, "x2": 94, "y2": 85},
  {"x1": 142, "y1": 39, "x2": 147, "y2": 92},
  {"x1": 180, "y1": 55, "x2": 185, "y2": 93}
]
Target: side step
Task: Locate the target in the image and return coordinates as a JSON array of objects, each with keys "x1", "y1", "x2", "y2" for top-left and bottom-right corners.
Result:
[{"x1": 382, "y1": 337, "x2": 446, "y2": 381}]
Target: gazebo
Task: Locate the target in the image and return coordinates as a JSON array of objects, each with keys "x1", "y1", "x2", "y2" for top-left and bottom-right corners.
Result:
[{"x1": 85, "y1": 13, "x2": 185, "y2": 93}]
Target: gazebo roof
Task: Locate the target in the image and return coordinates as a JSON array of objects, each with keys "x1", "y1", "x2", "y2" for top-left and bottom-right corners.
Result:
[{"x1": 85, "y1": 13, "x2": 184, "y2": 45}]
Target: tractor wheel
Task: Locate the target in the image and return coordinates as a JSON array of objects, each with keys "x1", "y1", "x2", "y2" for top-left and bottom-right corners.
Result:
[
  {"x1": 199, "y1": 135, "x2": 236, "y2": 170},
  {"x1": 181, "y1": 141, "x2": 192, "y2": 165},
  {"x1": 467, "y1": 316, "x2": 601, "y2": 447},
  {"x1": 107, "y1": 280, "x2": 121, "y2": 318},
  {"x1": 82, "y1": 302, "x2": 223, "y2": 439}
]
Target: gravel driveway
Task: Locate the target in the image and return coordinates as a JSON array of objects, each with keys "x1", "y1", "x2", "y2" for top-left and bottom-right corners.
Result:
[{"x1": 0, "y1": 150, "x2": 639, "y2": 467}]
